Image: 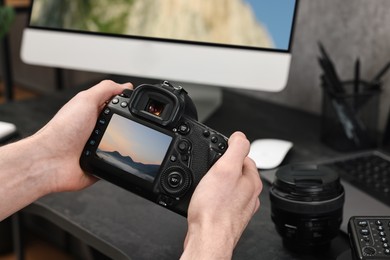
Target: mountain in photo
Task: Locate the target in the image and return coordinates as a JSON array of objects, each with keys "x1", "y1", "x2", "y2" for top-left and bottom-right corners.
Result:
[{"x1": 96, "y1": 149, "x2": 160, "y2": 182}]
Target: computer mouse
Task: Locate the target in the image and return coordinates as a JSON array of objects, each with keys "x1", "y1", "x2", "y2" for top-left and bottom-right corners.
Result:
[
  {"x1": 249, "y1": 139, "x2": 293, "y2": 170},
  {"x1": 0, "y1": 121, "x2": 17, "y2": 142}
]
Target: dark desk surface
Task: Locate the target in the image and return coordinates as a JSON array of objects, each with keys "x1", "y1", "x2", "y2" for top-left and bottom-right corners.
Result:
[{"x1": 0, "y1": 86, "x2": 349, "y2": 259}]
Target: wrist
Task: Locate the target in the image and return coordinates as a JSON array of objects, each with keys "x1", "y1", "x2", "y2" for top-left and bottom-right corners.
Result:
[
  {"x1": 0, "y1": 135, "x2": 56, "y2": 220},
  {"x1": 13, "y1": 135, "x2": 56, "y2": 196},
  {"x1": 181, "y1": 222, "x2": 235, "y2": 260}
]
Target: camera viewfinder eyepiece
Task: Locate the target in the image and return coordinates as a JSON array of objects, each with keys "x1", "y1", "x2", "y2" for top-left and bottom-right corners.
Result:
[{"x1": 146, "y1": 99, "x2": 165, "y2": 117}]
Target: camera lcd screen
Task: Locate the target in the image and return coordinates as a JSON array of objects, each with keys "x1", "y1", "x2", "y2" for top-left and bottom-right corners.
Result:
[{"x1": 96, "y1": 114, "x2": 173, "y2": 183}]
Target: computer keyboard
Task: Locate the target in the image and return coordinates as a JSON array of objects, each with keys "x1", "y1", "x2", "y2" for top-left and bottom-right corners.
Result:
[{"x1": 325, "y1": 152, "x2": 390, "y2": 207}]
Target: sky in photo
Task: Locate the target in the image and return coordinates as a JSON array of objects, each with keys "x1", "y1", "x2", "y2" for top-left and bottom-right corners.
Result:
[{"x1": 98, "y1": 115, "x2": 172, "y2": 165}]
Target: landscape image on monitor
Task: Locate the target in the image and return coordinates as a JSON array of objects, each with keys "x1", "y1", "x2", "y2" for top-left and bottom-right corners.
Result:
[
  {"x1": 30, "y1": 0, "x2": 295, "y2": 50},
  {"x1": 96, "y1": 114, "x2": 172, "y2": 182}
]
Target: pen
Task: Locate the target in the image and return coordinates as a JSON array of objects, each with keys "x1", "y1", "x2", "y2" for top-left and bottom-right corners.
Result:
[
  {"x1": 320, "y1": 71, "x2": 371, "y2": 147},
  {"x1": 383, "y1": 108, "x2": 390, "y2": 148},
  {"x1": 318, "y1": 42, "x2": 345, "y2": 94},
  {"x1": 353, "y1": 58, "x2": 360, "y2": 111},
  {"x1": 354, "y1": 58, "x2": 360, "y2": 95},
  {"x1": 318, "y1": 58, "x2": 337, "y2": 94},
  {"x1": 318, "y1": 57, "x2": 344, "y2": 95},
  {"x1": 372, "y1": 61, "x2": 390, "y2": 83}
]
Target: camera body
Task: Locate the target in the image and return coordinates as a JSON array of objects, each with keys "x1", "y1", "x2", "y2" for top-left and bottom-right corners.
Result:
[{"x1": 80, "y1": 81, "x2": 228, "y2": 216}]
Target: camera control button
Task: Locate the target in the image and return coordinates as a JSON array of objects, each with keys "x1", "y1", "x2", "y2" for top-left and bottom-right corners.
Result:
[
  {"x1": 94, "y1": 129, "x2": 100, "y2": 135},
  {"x1": 203, "y1": 130, "x2": 210, "y2": 138},
  {"x1": 157, "y1": 195, "x2": 173, "y2": 207},
  {"x1": 89, "y1": 139, "x2": 96, "y2": 146},
  {"x1": 178, "y1": 123, "x2": 190, "y2": 135},
  {"x1": 98, "y1": 119, "x2": 106, "y2": 125},
  {"x1": 360, "y1": 229, "x2": 370, "y2": 236},
  {"x1": 120, "y1": 102, "x2": 128, "y2": 108},
  {"x1": 120, "y1": 89, "x2": 132, "y2": 98},
  {"x1": 181, "y1": 155, "x2": 189, "y2": 162},
  {"x1": 170, "y1": 155, "x2": 177, "y2": 162},
  {"x1": 112, "y1": 98, "x2": 119, "y2": 104},
  {"x1": 218, "y1": 142, "x2": 226, "y2": 150},
  {"x1": 161, "y1": 168, "x2": 191, "y2": 197},
  {"x1": 363, "y1": 246, "x2": 376, "y2": 256},
  {"x1": 103, "y1": 108, "x2": 111, "y2": 115},
  {"x1": 178, "y1": 140, "x2": 191, "y2": 153},
  {"x1": 211, "y1": 136, "x2": 218, "y2": 143},
  {"x1": 358, "y1": 221, "x2": 368, "y2": 227},
  {"x1": 168, "y1": 172, "x2": 183, "y2": 188}
]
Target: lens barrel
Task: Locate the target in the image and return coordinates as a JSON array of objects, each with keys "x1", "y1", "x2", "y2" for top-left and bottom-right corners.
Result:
[{"x1": 270, "y1": 164, "x2": 345, "y2": 253}]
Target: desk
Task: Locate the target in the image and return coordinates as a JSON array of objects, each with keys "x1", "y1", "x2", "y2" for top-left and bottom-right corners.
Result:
[{"x1": 0, "y1": 85, "x2": 349, "y2": 259}]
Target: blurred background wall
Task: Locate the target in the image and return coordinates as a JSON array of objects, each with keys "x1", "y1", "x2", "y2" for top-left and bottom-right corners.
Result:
[{"x1": 252, "y1": 0, "x2": 390, "y2": 132}]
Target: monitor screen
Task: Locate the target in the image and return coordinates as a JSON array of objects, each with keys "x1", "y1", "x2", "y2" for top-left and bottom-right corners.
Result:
[{"x1": 22, "y1": 0, "x2": 298, "y2": 91}]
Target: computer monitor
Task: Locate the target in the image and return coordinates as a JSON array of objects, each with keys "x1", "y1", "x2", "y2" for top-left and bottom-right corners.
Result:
[{"x1": 21, "y1": 0, "x2": 298, "y2": 89}]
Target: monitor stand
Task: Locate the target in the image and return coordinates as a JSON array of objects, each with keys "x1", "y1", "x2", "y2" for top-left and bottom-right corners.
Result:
[{"x1": 171, "y1": 81, "x2": 222, "y2": 123}]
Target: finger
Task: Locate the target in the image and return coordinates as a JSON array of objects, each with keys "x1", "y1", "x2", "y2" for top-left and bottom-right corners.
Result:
[
  {"x1": 243, "y1": 157, "x2": 262, "y2": 194},
  {"x1": 121, "y1": 82, "x2": 133, "y2": 88},
  {"x1": 253, "y1": 197, "x2": 260, "y2": 214},
  {"x1": 217, "y1": 132, "x2": 250, "y2": 174},
  {"x1": 242, "y1": 160, "x2": 262, "y2": 216},
  {"x1": 88, "y1": 80, "x2": 133, "y2": 104}
]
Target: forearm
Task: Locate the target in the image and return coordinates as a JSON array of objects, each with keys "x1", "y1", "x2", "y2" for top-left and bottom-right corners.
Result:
[
  {"x1": 180, "y1": 222, "x2": 235, "y2": 260},
  {"x1": 0, "y1": 135, "x2": 53, "y2": 220},
  {"x1": 0, "y1": 81, "x2": 130, "y2": 221}
]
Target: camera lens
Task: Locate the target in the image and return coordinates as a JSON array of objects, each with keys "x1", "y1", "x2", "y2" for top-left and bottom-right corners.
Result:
[
  {"x1": 269, "y1": 164, "x2": 344, "y2": 253},
  {"x1": 146, "y1": 99, "x2": 165, "y2": 117}
]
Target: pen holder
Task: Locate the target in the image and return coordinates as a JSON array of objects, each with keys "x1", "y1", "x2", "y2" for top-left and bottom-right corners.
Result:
[{"x1": 321, "y1": 80, "x2": 380, "y2": 152}]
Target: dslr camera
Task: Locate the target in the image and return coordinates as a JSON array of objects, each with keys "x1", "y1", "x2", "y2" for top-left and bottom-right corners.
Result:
[{"x1": 80, "y1": 81, "x2": 228, "y2": 216}]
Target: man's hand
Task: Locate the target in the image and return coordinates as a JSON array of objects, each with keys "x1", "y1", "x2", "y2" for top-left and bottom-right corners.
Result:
[
  {"x1": 0, "y1": 80, "x2": 132, "y2": 220},
  {"x1": 35, "y1": 80, "x2": 133, "y2": 193},
  {"x1": 181, "y1": 132, "x2": 262, "y2": 259}
]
